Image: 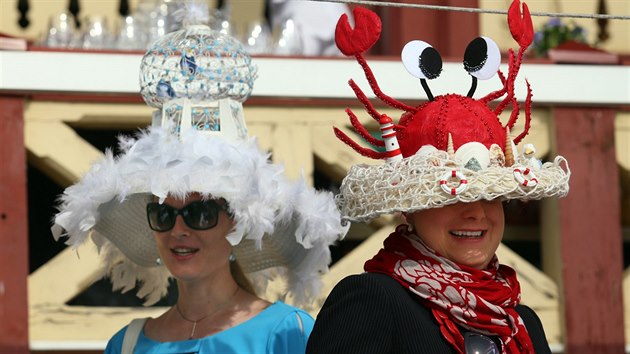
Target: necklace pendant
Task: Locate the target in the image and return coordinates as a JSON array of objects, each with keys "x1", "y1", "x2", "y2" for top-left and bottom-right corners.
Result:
[{"x1": 189, "y1": 321, "x2": 197, "y2": 340}]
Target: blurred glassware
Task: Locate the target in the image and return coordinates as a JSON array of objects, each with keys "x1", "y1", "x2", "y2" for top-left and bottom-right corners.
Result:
[
  {"x1": 44, "y1": 12, "x2": 77, "y2": 48},
  {"x1": 272, "y1": 18, "x2": 302, "y2": 56},
  {"x1": 210, "y1": 8, "x2": 236, "y2": 37},
  {"x1": 115, "y1": 15, "x2": 147, "y2": 50},
  {"x1": 134, "y1": 0, "x2": 168, "y2": 47},
  {"x1": 243, "y1": 20, "x2": 271, "y2": 55},
  {"x1": 81, "y1": 15, "x2": 113, "y2": 49},
  {"x1": 162, "y1": 0, "x2": 185, "y2": 33},
  {"x1": 146, "y1": 6, "x2": 169, "y2": 46}
]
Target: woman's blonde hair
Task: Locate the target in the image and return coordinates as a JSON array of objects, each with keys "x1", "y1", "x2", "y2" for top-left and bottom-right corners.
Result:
[{"x1": 230, "y1": 259, "x2": 256, "y2": 295}]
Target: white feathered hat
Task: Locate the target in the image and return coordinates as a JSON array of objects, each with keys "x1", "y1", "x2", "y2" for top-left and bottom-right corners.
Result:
[{"x1": 52, "y1": 20, "x2": 347, "y2": 306}]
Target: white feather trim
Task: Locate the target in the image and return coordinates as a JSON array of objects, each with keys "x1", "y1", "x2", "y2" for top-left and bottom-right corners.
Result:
[{"x1": 53, "y1": 126, "x2": 348, "y2": 306}]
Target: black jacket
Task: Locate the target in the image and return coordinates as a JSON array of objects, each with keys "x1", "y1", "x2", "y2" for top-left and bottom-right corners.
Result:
[{"x1": 307, "y1": 272, "x2": 551, "y2": 354}]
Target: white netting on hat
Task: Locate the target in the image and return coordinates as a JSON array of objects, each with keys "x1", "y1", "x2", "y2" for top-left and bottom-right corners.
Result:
[{"x1": 337, "y1": 150, "x2": 571, "y2": 223}]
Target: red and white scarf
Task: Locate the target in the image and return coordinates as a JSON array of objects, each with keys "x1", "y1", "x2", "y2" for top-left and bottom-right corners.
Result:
[{"x1": 364, "y1": 224, "x2": 534, "y2": 354}]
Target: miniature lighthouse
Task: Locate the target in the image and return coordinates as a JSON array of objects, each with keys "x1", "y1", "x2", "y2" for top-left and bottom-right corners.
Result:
[{"x1": 379, "y1": 114, "x2": 403, "y2": 163}]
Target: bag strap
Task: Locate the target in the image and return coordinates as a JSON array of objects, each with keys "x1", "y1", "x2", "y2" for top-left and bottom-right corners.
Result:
[{"x1": 121, "y1": 317, "x2": 148, "y2": 354}]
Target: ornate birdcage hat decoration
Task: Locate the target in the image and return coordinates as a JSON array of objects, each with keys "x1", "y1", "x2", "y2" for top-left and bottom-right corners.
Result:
[{"x1": 139, "y1": 11, "x2": 256, "y2": 141}]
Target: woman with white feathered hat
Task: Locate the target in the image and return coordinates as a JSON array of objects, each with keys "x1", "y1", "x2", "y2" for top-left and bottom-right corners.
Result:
[{"x1": 52, "y1": 6, "x2": 347, "y2": 353}]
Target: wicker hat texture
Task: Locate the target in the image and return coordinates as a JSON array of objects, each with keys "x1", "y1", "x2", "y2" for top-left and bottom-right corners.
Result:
[
  {"x1": 52, "y1": 15, "x2": 348, "y2": 306},
  {"x1": 332, "y1": 1, "x2": 570, "y2": 223}
]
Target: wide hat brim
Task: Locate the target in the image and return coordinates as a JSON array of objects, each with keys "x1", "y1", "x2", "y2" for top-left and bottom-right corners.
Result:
[
  {"x1": 336, "y1": 150, "x2": 570, "y2": 223},
  {"x1": 53, "y1": 127, "x2": 348, "y2": 306}
]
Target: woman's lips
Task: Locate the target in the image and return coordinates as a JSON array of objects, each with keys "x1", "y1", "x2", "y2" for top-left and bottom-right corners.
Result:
[
  {"x1": 170, "y1": 247, "x2": 199, "y2": 258},
  {"x1": 449, "y1": 230, "x2": 485, "y2": 239}
]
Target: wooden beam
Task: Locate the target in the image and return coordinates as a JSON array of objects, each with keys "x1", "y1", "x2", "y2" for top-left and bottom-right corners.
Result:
[
  {"x1": 247, "y1": 123, "x2": 273, "y2": 152},
  {"x1": 30, "y1": 304, "x2": 166, "y2": 343},
  {"x1": 554, "y1": 107, "x2": 625, "y2": 353},
  {"x1": 616, "y1": 113, "x2": 630, "y2": 171},
  {"x1": 376, "y1": 0, "x2": 479, "y2": 58},
  {"x1": 0, "y1": 96, "x2": 29, "y2": 354},
  {"x1": 271, "y1": 124, "x2": 314, "y2": 185},
  {"x1": 317, "y1": 224, "x2": 393, "y2": 308},
  {"x1": 29, "y1": 246, "x2": 101, "y2": 306},
  {"x1": 3, "y1": 52, "x2": 630, "y2": 105},
  {"x1": 616, "y1": 114, "x2": 630, "y2": 227},
  {"x1": 29, "y1": 246, "x2": 165, "y2": 343},
  {"x1": 495, "y1": 244, "x2": 560, "y2": 344},
  {"x1": 311, "y1": 125, "x2": 374, "y2": 181},
  {"x1": 25, "y1": 102, "x2": 152, "y2": 129},
  {"x1": 25, "y1": 121, "x2": 102, "y2": 187}
]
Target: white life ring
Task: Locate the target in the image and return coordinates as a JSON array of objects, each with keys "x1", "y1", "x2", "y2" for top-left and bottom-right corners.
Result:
[
  {"x1": 439, "y1": 170, "x2": 468, "y2": 195},
  {"x1": 513, "y1": 167, "x2": 539, "y2": 187}
]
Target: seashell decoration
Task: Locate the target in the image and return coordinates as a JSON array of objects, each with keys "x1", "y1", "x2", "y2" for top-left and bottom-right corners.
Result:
[
  {"x1": 489, "y1": 144, "x2": 505, "y2": 167},
  {"x1": 416, "y1": 144, "x2": 439, "y2": 157},
  {"x1": 454, "y1": 141, "x2": 490, "y2": 172},
  {"x1": 415, "y1": 145, "x2": 442, "y2": 166},
  {"x1": 447, "y1": 133, "x2": 455, "y2": 158},
  {"x1": 504, "y1": 128, "x2": 516, "y2": 167}
]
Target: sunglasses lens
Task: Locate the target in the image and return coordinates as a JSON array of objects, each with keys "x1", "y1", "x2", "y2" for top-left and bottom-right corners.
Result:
[
  {"x1": 464, "y1": 332, "x2": 500, "y2": 354},
  {"x1": 147, "y1": 200, "x2": 225, "y2": 232},
  {"x1": 182, "y1": 201, "x2": 220, "y2": 230},
  {"x1": 146, "y1": 203, "x2": 175, "y2": 232}
]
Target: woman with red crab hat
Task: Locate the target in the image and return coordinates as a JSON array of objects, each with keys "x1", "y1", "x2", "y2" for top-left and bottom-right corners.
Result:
[{"x1": 307, "y1": 1, "x2": 570, "y2": 353}]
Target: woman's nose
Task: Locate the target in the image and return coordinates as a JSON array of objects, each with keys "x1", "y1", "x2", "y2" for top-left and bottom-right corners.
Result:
[
  {"x1": 169, "y1": 215, "x2": 190, "y2": 237},
  {"x1": 460, "y1": 201, "x2": 486, "y2": 219}
]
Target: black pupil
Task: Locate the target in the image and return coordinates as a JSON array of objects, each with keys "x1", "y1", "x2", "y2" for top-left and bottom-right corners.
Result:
[
  {"x1": 464, "y1": 37, "x2": 488, "y2": 73},
  {"x1": 419, "y1": 47, "x2": 443, "y2": 80}
]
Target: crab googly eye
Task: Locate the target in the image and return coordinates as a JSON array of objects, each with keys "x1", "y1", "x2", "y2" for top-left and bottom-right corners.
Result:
[
  {"x1": 402, "y1": 40, "x2": 443, "y2": 80},
  {"x1": 463, "y1": 36, "x2": 501, "y2": 80}
]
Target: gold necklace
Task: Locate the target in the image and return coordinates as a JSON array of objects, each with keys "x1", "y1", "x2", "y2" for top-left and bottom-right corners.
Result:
[{"x1": 175, "y1": 286, "x2": 240, "y2": 340}]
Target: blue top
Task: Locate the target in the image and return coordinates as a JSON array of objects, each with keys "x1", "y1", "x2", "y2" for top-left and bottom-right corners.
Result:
[{"x1": 105, "y1": 301, "x2": 314, "y2": 354}]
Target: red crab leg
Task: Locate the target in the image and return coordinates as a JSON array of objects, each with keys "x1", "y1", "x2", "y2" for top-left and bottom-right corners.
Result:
[
  {"x1": 355, "y1": 54, "x2": 416, "y2": 112},
  {"x1": 483, "y1": 71, "x2": 508, "y2": 107},
  {"x1": 346, "y1": 108, "x2": 385, "y2": 147},
  {"x1": 513, "y1": 80, "x2": 533, "y2": 144},
  {"x1": 333, "y1": 127, "x2": 387, "y2": 160},
  {"x1": 349, "y1": 79, "x2": 386, "y2": 123},
  {"x1": 505, "y1": 96, "x2": 520, "y2": 131},
  {"x1": 483, "y1": 72, "x2": 506, "y2": 107}
]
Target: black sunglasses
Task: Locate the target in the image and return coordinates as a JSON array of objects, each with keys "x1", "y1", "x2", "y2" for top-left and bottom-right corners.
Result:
[
  {"x1": 464, "y1": 332, "x2": 500, "y2": 354},
  {"x1": 146, "y1": 200, "x2": 229, "y2": 232}
]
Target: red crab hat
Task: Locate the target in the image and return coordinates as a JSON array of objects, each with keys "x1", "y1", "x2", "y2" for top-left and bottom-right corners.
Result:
[{"x1": 333, "y1": 0, "x2": 570, "y2": 223}]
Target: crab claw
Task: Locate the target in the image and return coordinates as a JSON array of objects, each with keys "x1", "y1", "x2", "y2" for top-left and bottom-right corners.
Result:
[
  {"x1": 508, "y1": 0, "x2": 533, "y2": 48},
  {"x1": 335, "y1": 6, "x2": 382, "y2": 56}
]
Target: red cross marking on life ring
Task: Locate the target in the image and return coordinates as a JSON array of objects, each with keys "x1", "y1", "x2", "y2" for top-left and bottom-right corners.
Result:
[
  {"x1": 513, "y1": 167, "x2": 539, "y2": 187},
  {"x1": 439, "y1": 170, "x2": 468, "y2": 195}
]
